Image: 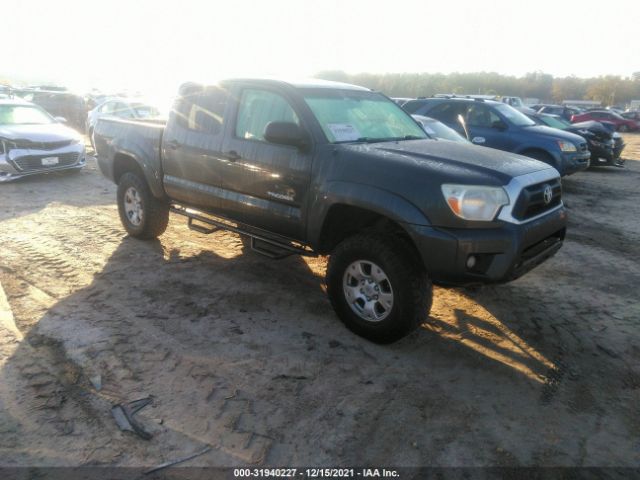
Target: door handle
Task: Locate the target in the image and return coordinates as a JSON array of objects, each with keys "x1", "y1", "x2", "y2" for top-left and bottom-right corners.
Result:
[
  {"x1": 224, "y1": 150, "x2": 241, "y2": 161},
  {"x1": 165, "y1": 140, "x2": 180, "y2": 150}
]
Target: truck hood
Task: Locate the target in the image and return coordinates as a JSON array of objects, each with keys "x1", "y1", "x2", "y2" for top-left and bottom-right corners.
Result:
[
  {"x1": 521, "y1": 125, "x2": 586, "y2": 144},
  {"x1": 341, "y1": 139, "x2": 552, "y2": 183},
  {"x1": 0, "y1": 123, "x2": 81, "y2": 143}
]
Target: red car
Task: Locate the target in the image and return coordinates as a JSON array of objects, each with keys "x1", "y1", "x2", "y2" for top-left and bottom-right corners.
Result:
[{"x1": 571, "y1": 110, "x2": 639, "y2": 132}]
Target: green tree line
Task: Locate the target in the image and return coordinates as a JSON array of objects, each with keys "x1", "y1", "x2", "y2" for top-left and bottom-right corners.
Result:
[{"x1": 315, "y1": 71, "x2": 640, "y2": 106}]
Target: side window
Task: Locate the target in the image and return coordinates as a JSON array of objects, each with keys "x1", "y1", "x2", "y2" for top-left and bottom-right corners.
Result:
[
  {"x1": 428, "y1": 102, "x2": 466, "y2": 125},
  {"x1": 173, "y1": 87, "x2": 227, "y2": 135},
  {"x1": 402, "y1": 100, "x2": 427, "y2": 114},
  {"x1": 466, "y1": 104, "x2": 500, "y2": 127},
  {"x1": 99, "y1": 102, "x2": 115, "y2": 114},
  {"x1": 114, "y1": 103, "x2": 134, "y2": 118},
  {"x1": 235, "y1": 89, "x2": 299, "y2": 142}
]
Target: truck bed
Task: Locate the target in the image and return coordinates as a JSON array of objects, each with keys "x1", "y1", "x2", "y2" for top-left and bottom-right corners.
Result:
[{"x1": 93, "y1": 117, "x2": 166, "y2": 198}]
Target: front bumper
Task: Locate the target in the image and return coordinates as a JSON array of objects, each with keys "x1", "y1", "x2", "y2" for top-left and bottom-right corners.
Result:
[
  {"x1": 588, "y1": 142, "x2": 616, "y2": 165},
  {"x1": 558, "y1": 150, "x2": 590, "y2": 176},
  {"x1": 407, "y1": 206, "x2": 567, "y2": 286},
  {"x1": 613, "y1": 139, "x2": 625, "y2": 160},
  {"x1": 0, "y1": 144, "x2": 86, "y2": 182}
]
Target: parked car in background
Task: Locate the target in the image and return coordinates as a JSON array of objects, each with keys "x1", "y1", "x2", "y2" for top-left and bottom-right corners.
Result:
[
  {"x1": 0, "y1": 98, "x2": 86, "y2": 182},
  {"x1": 411, "y1": 115, "x2": 469, "y2": 143},
  {"x1": 500, "y1": 96, "x2": 535, "y2": 114},
  {"x1": 391, "y1": 97, "x2": 413, "y2": 106},
  {"x1": 621, "y1": 110, "x2": 640, "y2": 122},
  {"x1": 534, "y1": 104, "x2": 583, "y2": 122},
  {"x1": 571, "y1": 110, "x2": 639, "y2": 132},
  {"x1": 87, "y1": 98, "x2": 162, "y2": 146},
  {"x1": 528, "y1": 113, "x2": 624, "y2": 167},
  {"x1": 403, "y1": 97, "x2": 590, "y2": 176},
  {"x1": 18, "y1": 90, "x2": 87, "y2": 133},
  {"x1": 93, "y1": 78, "x2": 567, "y2": 343}
]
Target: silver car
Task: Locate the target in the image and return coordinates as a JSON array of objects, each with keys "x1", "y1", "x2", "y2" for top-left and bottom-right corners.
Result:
[
  {"x1": 0, "y1": 98, "x2": 85, "y2": 182},
  {"x1": 87, "y1": 98, "x2": 161, "y2": 143}
]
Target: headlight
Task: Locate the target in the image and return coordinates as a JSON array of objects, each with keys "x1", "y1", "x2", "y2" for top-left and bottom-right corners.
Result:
[
  {"x1": 557, "y1": 140, "x2": 577, "y2": 152},
  {"x1": 441, "y1": 184, "x2": 509, "y2": 221}
]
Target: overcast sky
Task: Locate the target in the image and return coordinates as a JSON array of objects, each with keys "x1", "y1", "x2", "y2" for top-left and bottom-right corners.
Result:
[{"x1": 2, "y1": 0, "x2": 639, "y2": 98}]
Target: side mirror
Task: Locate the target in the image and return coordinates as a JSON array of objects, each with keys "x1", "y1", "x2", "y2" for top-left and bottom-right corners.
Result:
[
  {"x1": 492, "y1": 120, "x2": 508, "y2": 131},
  {"x1": 264, "y1": 121, "x2": 309, "y2": 149},
  {"x1": 54, "y1": 116, "x2": 67, "y2": 123}
]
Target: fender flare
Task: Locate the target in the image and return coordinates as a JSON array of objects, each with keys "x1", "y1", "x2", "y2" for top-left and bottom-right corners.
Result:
[
  {"x1": 514, "y1": 145, "x2": 560, "y2": 170},
  {"x1": 307, "y1": 181, "x2": 431, "y2": 248},
  {"x1": 110, "y1": 140, "x2": 165, "y2": 199}
]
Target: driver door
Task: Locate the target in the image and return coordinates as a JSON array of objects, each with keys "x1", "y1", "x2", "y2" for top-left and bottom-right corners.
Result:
[{"x1": 219, "y1": 86, "x2": 313, "y2": 240}]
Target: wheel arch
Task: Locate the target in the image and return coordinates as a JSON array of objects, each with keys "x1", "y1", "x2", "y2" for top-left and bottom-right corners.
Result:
[
  {"x1": 111, "y1": 150, "x2": 165, "y2": 199},
  {"x1": 310, "y1": 183, "x2": 429, "y2": 262}
]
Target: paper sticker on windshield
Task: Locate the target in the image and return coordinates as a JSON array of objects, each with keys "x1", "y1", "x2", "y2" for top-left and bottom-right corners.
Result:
[
  {"x1": 326, "y1": 123, "x2": 361, "y2": 142},
  {"x1": 423, "y1": 126, "x2": 436, "y2": 135}
]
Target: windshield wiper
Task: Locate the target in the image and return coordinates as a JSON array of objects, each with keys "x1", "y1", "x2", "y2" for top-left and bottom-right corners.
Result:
[{"x1": 333, "y1": 135, "x2": 426, "y2": 144}]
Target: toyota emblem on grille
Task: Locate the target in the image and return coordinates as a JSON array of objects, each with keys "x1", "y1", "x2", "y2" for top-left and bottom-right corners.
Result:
[{"x1": 543, "y1": 184, "x2": 553, "y2": 205}]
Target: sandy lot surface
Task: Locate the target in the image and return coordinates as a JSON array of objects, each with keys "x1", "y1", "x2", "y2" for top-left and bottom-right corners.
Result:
[{"x1": 0, "y1": 136, "x2": 639, "y2": 469}]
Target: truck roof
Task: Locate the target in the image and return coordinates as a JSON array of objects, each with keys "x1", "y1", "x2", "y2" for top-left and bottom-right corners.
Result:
[{"x1": 221, "y1": 78, "x2": 371, "y2": 91}]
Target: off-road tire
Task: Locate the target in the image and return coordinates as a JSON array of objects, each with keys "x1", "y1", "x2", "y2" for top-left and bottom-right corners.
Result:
[
  {"x1": 117, "y1": 172, "x2": 169, "y2": 239},
  {"x1": 326, "y1": 233, "x2": 432, "y2": 343}
]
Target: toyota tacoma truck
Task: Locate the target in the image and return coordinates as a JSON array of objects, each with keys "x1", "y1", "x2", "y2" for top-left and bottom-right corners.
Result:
[{"x1": 94, "y1": 79, "x2": 567, "y2": 343}]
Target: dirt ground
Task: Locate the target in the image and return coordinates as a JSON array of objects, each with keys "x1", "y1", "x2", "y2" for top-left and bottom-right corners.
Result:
[{"x1": 0, "y1": 136, "x2": 639, "y2": 469}]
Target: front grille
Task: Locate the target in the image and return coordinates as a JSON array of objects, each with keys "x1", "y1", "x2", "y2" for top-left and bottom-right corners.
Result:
[
  {"x1": 512, "y1": 178, "x2": 562, "y2": 221},
  {"x1": 12, "y1": 152, "x2": 80, "y2": 172},
  {"x1": 13, "y1": 140, "x2": 73, "y2": 150}
]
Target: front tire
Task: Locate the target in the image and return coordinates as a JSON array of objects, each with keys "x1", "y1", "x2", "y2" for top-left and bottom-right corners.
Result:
[
  {"x1": 117, "y1": 172, "x2": 169, "y2": 239},
  {"x1": 326, "y1": 234, "x2": 432, "y2": 343},
  {"x1": 618, "y1": 124, "x2": 629, "y2": 133}
]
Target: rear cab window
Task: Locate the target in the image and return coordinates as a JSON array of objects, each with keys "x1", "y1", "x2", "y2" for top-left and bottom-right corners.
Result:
[
  {"x1": 174, "y1": 86, "x2": 228, "y2": 135},
  {"x1": 165, "y1": 84, "x2": 230, "y2": 153}
]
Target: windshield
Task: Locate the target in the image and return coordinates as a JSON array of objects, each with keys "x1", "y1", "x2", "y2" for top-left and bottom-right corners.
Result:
[
  {"x1": 494, "y1": 103, "x2": 536, "y2": 127},
  {"x1": 0, "y1": 105, "x2": 54, "y2": 125},
  {"x1": 539, "y1": 115, "x2": 568, "y2": 130},
  {"x1": 302, "y1": 89, "x2": 427, "y2": 143},
  {"x1": 415, "y1": 116, "x2": 467, "y2": 143},
  {"x1": 132, "y1": 103, "x2": 160, "y2": 117}
]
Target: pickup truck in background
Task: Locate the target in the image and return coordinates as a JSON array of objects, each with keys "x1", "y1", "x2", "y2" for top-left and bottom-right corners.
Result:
[{"x1": 94, "y1": 79, "x2": 567, "y2": 343}]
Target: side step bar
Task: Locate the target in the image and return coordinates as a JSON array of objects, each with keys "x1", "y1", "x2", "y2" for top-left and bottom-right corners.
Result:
[{"x1": 170, "y1": 205, "x2": 317, "y2": 259}]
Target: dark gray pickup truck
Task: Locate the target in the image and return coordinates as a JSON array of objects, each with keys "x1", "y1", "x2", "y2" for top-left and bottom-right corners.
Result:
[{"x1": 94, "y1": 78, "x2": 567, "y2": 343}]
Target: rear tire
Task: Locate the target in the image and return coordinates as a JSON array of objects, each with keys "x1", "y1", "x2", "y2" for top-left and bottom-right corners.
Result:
[
  {"x1": 326, "y1": 234, "x2": 432, "y2": 343},
  {"x1": 117, "y1": 172, "x2": 169, "y2": 239}
]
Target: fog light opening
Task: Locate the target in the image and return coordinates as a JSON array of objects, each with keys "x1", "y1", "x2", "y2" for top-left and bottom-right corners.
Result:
[{"x1": 466, "y1": 255, "x2": 477, "y2": 269}]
